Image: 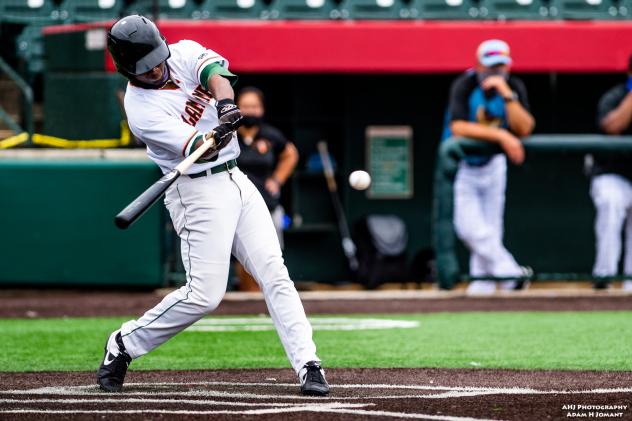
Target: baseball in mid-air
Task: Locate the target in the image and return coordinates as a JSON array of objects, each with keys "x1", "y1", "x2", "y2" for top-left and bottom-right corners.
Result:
[{"x1": 349, "y1": 170, "x2": 371, "y2": 190}]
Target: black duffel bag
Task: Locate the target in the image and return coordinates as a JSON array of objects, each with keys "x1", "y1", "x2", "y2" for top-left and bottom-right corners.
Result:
[{"x1": 353, "y1": 214, "x2": 409, "y2": 289}]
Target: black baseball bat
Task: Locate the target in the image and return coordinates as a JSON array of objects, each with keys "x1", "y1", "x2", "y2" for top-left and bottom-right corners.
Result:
[
  {"x1": 317, "y1": 141, "x2": 359, "y2": 272},
  {"x1": 115, "y1": 168, "x2": 184, "y2": 229},
  {"x1": 115, "y1": 122, "x2": 240, "y2": 229}
]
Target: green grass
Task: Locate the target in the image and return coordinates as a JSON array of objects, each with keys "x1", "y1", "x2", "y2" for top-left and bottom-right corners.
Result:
[{"x1": 0, "y1": 312, "x2": 631, "y2": 372}]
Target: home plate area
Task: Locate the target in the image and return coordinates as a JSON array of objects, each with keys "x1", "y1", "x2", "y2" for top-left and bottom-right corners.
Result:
[{"x1": 0, "y1": 369, "x2": 631, "y2": 421}]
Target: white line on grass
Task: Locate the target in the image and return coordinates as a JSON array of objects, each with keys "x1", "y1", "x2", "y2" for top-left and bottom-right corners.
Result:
[{"x1": 186, "y1": 317, "x2": 420, "y2": 332}]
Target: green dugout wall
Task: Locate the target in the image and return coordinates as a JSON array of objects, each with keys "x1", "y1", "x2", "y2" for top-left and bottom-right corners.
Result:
[
  {"x1": 0, "y1": 152, "x2": 164, "y2": 287},
  {"x1": 7, "y1": 136, "x2": 627, "y2": 287}
]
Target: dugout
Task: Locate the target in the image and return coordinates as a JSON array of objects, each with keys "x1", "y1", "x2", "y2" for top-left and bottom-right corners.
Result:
[{"x1": 1, "y1": 20, "x2": 631, "y2": 286}]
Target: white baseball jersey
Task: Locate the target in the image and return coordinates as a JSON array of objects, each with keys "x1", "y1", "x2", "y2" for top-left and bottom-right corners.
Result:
[{"x1": 124, "y1": 40, "x2": 239, "y2": 174}]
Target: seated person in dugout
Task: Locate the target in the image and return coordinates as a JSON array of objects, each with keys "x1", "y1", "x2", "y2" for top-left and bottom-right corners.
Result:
[
  {"x1": 441, "y1": 39, "x2": 535, "y2": 295},
  {"x1": 589, "y1": 54, "x2": 632, "y2": 291},
  {"x1": 234, "y1": 87, "x2": 299, "y2": 292}
]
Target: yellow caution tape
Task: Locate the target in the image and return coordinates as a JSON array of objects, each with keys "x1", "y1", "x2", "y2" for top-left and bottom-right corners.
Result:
[
  {"x1": 0, "y1": 132, "x2": 29, "y2": 149},
  {"x1": 0, "y1": 122, "x2": 132, "y2": 149}
]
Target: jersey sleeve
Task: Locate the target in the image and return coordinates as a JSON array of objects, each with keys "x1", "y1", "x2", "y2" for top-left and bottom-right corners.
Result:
[
  {"x1": 448, "y1": 74, "x2": 473, "y2": 122},
  {"x1": 126, "y1": 97, "x2": 201, "y2": 159},
  {"x1": 176, "y1": 40, "x2": 238, "y2": 90}
]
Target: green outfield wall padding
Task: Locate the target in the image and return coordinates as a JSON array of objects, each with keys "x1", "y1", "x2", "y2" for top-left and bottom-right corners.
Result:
[
  {"x1": 44, "y1": 72, "x2": 127, "y2": 140},
  {"x1": 433, "y1": 135, "x2": 632, "y2": 289},
  {"x1": 0, "y1": 159, "x2": 164, "y2": 287}
]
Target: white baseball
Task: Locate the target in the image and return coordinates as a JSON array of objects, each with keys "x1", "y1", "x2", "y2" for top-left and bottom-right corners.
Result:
[{"x1": 349, "y1": 170, "x2": 371, "y2": 190}]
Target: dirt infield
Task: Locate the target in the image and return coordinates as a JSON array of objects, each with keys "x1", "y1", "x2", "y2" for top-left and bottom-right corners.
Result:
[
  {"x1": 1, "y1": 368, "x2": 631, "y2": 420},
  {"x1": 1, "y1": 289, "x2": 631, "y2": 318}
]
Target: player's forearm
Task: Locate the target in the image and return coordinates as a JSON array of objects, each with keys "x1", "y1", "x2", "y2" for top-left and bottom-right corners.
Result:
[
  {"x1": 207, "y1": 74, "x2": 234, "y2": 101},
  {"x1": 505, "y1": 102, "x2": 535, "y2": 137},
  {"x1": 272, "y1": 143, "x2": 299, "y2": 185},
  {"x1": 601, "y1": 93, "x2": 632, "y2": 134},
  {"x1": 450, "y1": 121, "x2": 509, "y2": 144}
]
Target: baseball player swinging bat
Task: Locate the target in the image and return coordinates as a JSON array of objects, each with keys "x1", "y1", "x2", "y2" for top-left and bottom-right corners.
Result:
[
  {"x1": 317, "y1": 141, "x2": 359, "y2": 272},
  {"x1": 114, "y1": 120, "x2": 241, "y2": 229},
  {"x1": 100, "y1": 15, "x2": 329, "y2": 398}
]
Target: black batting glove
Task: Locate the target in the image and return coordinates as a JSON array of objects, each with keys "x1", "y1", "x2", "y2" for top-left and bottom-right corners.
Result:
[
  {"x1": 217, "y1": 98, "x2": 243, "y2": 127},
  {"x1": 212, "y1": 122, "x2": 236, "y2": 151}
]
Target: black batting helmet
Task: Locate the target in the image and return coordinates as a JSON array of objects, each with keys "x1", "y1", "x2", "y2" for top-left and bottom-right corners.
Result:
[{"x1": 107, "y1": 15, "x2": 170, "y2": 77}]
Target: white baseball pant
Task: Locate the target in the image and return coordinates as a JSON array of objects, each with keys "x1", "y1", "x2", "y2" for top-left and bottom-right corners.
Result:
[
  {"x1": 591, "y1": 174, "x2": 632, "y2": 289},
  {"x1": 453, "y1": 154, "x2": 523, "y2": 292},
  {"x1": 119, "y1": 167, "x2": 319, "y2": 373}
]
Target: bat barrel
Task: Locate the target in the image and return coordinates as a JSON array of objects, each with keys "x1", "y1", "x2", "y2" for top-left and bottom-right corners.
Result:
[{"x1": 115, "y1": 169, "x2": 180, "y2": 229}]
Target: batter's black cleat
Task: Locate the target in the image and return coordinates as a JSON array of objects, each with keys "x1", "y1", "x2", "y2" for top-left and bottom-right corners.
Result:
[
  {"x1": 299, "y1": 361, "x2": 329, "y2": 396},
  {"x1": 97, "y1": 330, "x2": 131, "y2": 392}
]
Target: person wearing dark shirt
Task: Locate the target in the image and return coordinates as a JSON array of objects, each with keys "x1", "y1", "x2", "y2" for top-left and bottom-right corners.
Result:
[
  {"x1": 442, "y1": 39, "x2": 535, "y2": 294},
  {"x1": 235, "y1": 86, "x2": 299, "y2": 291},
  {"x1": 589, "y1": 55, "x2": 632, "y2": 291}
]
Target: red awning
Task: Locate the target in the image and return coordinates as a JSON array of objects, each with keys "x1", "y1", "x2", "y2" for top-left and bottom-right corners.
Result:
[{"x1": 44, "y1": 20, "x2": 632, "y2": 73}]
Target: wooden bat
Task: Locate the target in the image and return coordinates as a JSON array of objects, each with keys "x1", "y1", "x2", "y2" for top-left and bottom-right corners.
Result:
[
  {"x1": 317, "y1": 141, "x2": 359, "y2": 272},
  {"x1": 115, "y1": 122, "x2": 239, "y2": 230}
]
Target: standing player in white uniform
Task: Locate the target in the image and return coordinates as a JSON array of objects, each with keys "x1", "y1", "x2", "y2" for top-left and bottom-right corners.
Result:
[
  {"x1": 97, "y1": 15, "x2": 329, "y2": 396},
  {"x1": 441, "y1": 40, "x2": 535, "y2": 294},
  {"x1": 589, "y1": 55, "x2": 632, "y2": 290}
]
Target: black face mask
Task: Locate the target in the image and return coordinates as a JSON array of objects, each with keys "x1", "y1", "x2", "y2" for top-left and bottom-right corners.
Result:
[{"x1": 241, "y1": 115, "x2": 262, "y2": 128}]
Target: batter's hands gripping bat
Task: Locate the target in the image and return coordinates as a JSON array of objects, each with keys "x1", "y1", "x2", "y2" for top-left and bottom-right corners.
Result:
[
  {"x1": 114, "y1": 120, "x2": 241, "y2": 230},
  {"x1": 317, "y1": 141, "x2": 359, "y2": 272}
]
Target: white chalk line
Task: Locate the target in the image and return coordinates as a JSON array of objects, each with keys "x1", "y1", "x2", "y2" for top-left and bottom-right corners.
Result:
[
  {"x1": 0, "y1": 402, "x2": 364, "y2": 414},
  {"x1": 187, "y1": 317, "x2": 420, "y2": 332},
  {"x1": 3, "y1": 388, "x2": 631, "y2": 403},
  {"x1": 0, "y1": 398, "x2": 374, "y2": 408},
  {"x1": 5, "y1": 382, "x2": 631, "y2": 397},
  {"x1": 121, "y1": 381, "x2": 632, "y2": 395},
  {"x1": 0, "y1": 397, "x2": 498, "y2": 420},
  {"x1": 0, "y1": 409, "x2": 497, "y2": 421},
  {"x1": 0, "y1": 382, "x2": 632, "y2": 402},
  {"x1": 3, "y1": 381, "x2": 630, "y2": 421},
  {"x1": 304, "y1": 409, "x2": 498, "y2": 421},
  {"x1": 0, "y1": 388, "x2": 397, "y2": 401},
  {"x1": 0, "y1": 394, "x2": 488, "y2": 421}
]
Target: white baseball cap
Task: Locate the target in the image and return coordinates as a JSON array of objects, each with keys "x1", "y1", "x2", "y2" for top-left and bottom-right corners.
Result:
[{"x1": 477, "y1": 39, "x2": 512, "y2": 67}]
